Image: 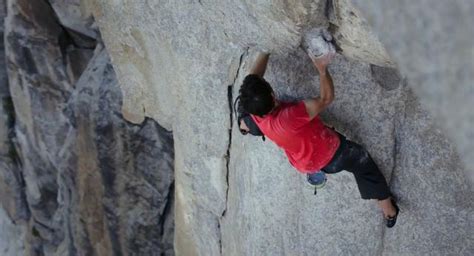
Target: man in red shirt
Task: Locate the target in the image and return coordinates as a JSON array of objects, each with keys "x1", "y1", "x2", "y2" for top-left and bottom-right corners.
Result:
[{"x1": 238, "y1": 51, "x2": 399, "y2": 227}]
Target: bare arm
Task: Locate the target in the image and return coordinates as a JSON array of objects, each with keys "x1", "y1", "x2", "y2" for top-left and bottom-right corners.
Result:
[
  {"x1": 249, "y1": 52, "x2": 270, "y2": 77},
  {"x1": 304, "y1": 53, "x2": 335, "y2": 119}
]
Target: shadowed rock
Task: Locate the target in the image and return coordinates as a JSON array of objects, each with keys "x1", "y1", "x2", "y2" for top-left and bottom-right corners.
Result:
[
  {"x1": 1, "y1": 0, "x2": 472, "y2": 255},
  {"x1": 1, "y1": 0, "x2": 175, "y2": 254},
  {"x1": 370, "y1": 65, "x2": 401, "y2": 91},
  {"x1": 90, "y1": 1, "x2": 473, "y2": 255}
]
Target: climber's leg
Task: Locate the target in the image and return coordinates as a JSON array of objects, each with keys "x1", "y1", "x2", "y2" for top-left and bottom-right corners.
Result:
[
  {"x1": 341, "y1": 141, "x2": 397, "y2": 218},
  {"x1": 345, "y1": 141, "x2": 391, "y2": 199},
  {"x1": 321, "y1": 135, "x2": 397, "y2": 219}
]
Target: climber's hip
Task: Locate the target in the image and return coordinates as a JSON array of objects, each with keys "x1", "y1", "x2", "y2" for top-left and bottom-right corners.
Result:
[{"x1": 320, "y1": 133, "x2": 392, "y2": 200}]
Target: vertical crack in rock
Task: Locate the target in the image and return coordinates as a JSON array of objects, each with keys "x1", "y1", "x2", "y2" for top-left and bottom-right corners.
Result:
[
  {"x1": 218, "y1": 49, "x2": 247, "y2": 254},
  {"x1": 223, "y1": 50, "x2": 247, "y2": 212},
  {"x1": 324, "y1": 0, "x2": 334, "y2": 20},
  {"x1": 323, "y1": 0, "x2": 343, "y2": 53},
  {"x1": 224, "y1": 84, "x2": 233, "y2": 213}
]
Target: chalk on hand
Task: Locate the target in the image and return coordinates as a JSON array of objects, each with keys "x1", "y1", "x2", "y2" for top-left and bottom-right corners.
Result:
[{"x1": 303, "y1": 28, "x2": 336, "y2": 59}]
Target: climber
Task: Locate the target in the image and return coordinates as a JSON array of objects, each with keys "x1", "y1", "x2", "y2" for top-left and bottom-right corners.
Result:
[{"x1": 237, "y1": 46, "x2": 400, "y2": 228}]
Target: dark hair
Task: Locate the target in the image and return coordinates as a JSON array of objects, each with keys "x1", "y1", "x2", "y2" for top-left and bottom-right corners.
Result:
[{"x1": 238, "y1": 74, "x2": 274, "y2": 117}]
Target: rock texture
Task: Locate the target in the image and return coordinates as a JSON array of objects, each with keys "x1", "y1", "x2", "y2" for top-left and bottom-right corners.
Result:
[
  {"x1": 352, "y1": 0, "x2": 474, "y2": 184},
  {"x1": 0, "y1": 0, "x2": 175, "y2": 255},
  {"x1": 87, "y1": 0, "x2": 393, "y2": 128},
  {"x1": 48, "y1": 0, "x2": 97, "y2": 39},
  {"x1": 1, "y1": 0, "x2": 473, "y2": 255},
  {"x1": 327, "y1": 0, "x2": 395, "y2": 67},
  {"x1": 89, "y1": 0, "x2": 473, "y2": 255},
  {"x1": 0, "y1": 0, "x2": 27, "y2": 254},
  {"x1": 64, "y1": 46, "x2": 175, "y2": 256},
  {"x1": 224, "y1": 52, "x2": 473, "y2": 256},
  {"x1": 0, "y1": 206, "x2": 26, "y2": 255}
]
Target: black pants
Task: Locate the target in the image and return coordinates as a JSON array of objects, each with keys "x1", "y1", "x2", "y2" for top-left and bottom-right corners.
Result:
[{"x1": 321, "y1": 134, "x2": 392, "y2": 200}]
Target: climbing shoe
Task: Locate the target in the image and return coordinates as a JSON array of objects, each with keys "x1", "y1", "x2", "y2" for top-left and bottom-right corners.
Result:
[{"x1": 386, "y1": 198, "x2": 400, "y2": 228}]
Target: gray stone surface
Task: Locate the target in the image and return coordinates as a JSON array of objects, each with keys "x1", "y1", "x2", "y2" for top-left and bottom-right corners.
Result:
[
  {"x1": 89, "y1": 0, "x2": 391, "y2": 127},
  {"x1": 0, "y1": 1, "x2": 27, "y2": 254},
  {"x1": 89, "y1": 0, "x2": 473, "y2": 255},
  {"x1": 49, "y1": 0, "x2": 97, "y2": 39},
  {"x1": 351, "y1": 0, "x2": 474, "y2": 184},
  {"x1": 0, "y1": 206, "x2": 26, "y2": 255},
  {"x1": 64, "y1": 46, "x2": 175, "y2": 255},
  {"x1": 370, "y1": 65, "x2": 401, "y2": 91},
  {"x1": 5, "y1": 2, "x2": 79, "y2": 252},
  {"x1": 328, "y1": 0, "x2": 395, "y2": 67},
  {"x1": 225, "y1": 51, "x2": 473, "y2": 256},
  {"x1": 1, "y1": 0, "x2": 472, "y2": 255},
  {"x1": 1, "y1": 0, "x2": 175, "y2": 254},
  {"x1": 386, "y1": 85, "x2": 473, "y2": 255}
]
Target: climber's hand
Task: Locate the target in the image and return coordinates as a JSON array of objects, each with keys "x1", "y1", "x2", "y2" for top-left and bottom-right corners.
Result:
[{"x1": 310, "y1": 52, "x2": 335, "y2": 72}]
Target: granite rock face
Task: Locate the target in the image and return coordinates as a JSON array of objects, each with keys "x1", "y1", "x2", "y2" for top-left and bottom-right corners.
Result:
[
  {"x1": 64, "y1": 46, "x2": 175, "y2": 255},
  {"x1": 0, "y1": 206, "x2": 26, "y2": 255},
  {"x1": 0, "y1": 0, "x2": 175, "y2": 255},
  {"x1": 0, "y1": 0, "x2": 27, "y2": 254},
  {"x1": 352, "y1": 0, "x2": 474, "y2": 184},
  {"x1": 1, "y1": 0, "x2": 473, "y2": 255},
  {"x1": 327, "y1": 0, "x2": 395, "y2": 67},
  {"x1": 88, "y1": 0, "x2": 392, "y2": 128},
  {"x1": 89, "y1": 0, "x2": 473, "y2": 255},
  {"x1": 224, "y1": 52, "x2": 473, "y2": 256},
  {"x1": 48, "y1": 0, "x2": 97, "y2": 39}
]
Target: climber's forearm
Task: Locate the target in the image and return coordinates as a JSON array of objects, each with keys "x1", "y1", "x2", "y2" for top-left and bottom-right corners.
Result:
[
  {"x1": 250, "y1": 52, "x2": 270, "y2": 77},
  {"x1": 304, "y1": 51, "x2": 335, "y2": 118},
  {"x1": 318, "y1": 68, "x2": 334, "y2": 105},
  {"x1": 303, "y1": 67, "x2": 334, "y2": 119}
]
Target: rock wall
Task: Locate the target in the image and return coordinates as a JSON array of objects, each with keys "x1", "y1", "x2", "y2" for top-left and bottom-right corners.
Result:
[
  {"x1": 0, "y1": 0, "x2": 175, "y2": 255},
  {"x1": 89, "y1": 0, "x2": 473, "y2": 255},
  {"x1": 351, "y1": 0, "x2": 474, "y2": 184},
  {"x1": 1, "y1": 0, "x2": 473, "y2": 255},
  {"x1": 0, "y1": 0, "x2": 27, "y2": 254}
]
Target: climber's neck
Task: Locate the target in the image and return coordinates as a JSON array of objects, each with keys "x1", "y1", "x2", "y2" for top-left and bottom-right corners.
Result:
[
  {"x1": 262, "y1": 94, "x2": 279, "y2": 117},
  {"x1": 267, "y1": 99, "x2": 280, "y2": 115}
]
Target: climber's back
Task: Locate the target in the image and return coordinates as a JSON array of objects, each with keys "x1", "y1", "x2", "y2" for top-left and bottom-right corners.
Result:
[{"x1": 251, "y1": 100, "x2": 339, "y2": 173}]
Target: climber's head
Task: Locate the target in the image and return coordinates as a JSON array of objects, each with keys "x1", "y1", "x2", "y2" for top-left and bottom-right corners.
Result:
[{"x1": 239, "y1": 74, "x2": 275, "y2": 117}]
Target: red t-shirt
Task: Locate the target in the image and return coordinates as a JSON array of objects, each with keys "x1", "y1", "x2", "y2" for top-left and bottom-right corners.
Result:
[{"x1": 251, "y1": 101, "x2": 340, "y2": 173}]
